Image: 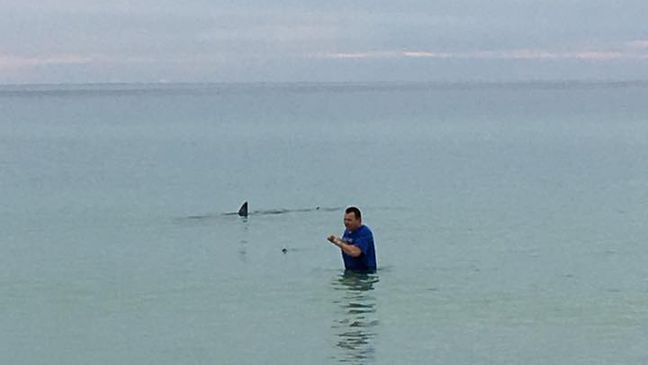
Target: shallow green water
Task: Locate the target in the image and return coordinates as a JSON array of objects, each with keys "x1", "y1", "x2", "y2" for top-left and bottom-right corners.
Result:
[{"x1": 2, "y1": 82, "x2": 648, "y2": 364}]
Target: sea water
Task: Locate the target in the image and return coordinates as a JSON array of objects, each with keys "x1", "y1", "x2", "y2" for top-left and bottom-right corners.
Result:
[{"x1": 2, "y1": 82, "x2": 648, "y2": 364}]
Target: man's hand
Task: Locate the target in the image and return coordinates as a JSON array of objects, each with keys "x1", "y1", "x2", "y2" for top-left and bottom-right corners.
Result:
[
  {"x1": 327, "y1": 235, "x2": 340, "y2": 245},
  {"x1": 326, "y1": 235, "x2": 362, "y2": 257}
]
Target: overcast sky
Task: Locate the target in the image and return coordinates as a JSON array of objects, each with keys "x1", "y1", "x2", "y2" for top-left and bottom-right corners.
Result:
[{"x1": 1, "y1": 0, "x2": 647, "y2": 83}]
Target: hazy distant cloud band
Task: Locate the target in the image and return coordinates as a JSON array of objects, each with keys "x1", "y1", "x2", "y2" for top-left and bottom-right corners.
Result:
[
  {"x1": 3, "y1": 40, "x2": 648, "y2": 72},
  {"x1": 314, "y1": 48, "x2": 648, "y2": 61}
]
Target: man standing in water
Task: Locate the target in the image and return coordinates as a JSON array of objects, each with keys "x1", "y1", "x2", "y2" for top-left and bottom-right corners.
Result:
[{"x1": 327, "y1": 207, "x2": 377, "y2": 272}]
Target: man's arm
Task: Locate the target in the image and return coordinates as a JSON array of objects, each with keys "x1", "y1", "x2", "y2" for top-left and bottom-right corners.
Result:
[{"x1": 327, "y1": 235, "x2": 362, "y2": 257}]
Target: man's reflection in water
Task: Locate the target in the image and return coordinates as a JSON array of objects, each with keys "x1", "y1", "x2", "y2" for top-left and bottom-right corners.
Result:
[{"x1": 331, "y1": 271, "x2": 379, "y2": 364}]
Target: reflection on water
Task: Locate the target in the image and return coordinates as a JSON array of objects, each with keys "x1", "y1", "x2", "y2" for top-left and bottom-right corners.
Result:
[
  {"x1": 237, "y1": 218, "x2": 248, "y2": 262},
  {"x1": 331, "y1": 271, "x2": 380, "y2": 364}
]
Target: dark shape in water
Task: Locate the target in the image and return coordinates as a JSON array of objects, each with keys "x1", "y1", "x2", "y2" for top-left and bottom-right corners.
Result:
[
  {"x1": 282, "y1": 248, "x2": 288, "y2": 254},
  {"x1": 182, "y1": 202, "x2": 340, "y2": 221},
  {"x1": 236, "y1": 201, "x2": 336, "y2": 217},
  {"x1": 238, "y1": 201, "x2": 248, "y2": 217}
]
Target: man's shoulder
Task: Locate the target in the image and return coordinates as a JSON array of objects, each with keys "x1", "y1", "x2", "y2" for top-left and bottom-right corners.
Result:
[{"x1": 359, "y1": 225, "x2": 373, "y2": 236}]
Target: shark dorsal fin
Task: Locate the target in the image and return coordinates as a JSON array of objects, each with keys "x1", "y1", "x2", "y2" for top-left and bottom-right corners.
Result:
[{"x1": 238, "y1": 201, "x2": 248, "y2": 217}]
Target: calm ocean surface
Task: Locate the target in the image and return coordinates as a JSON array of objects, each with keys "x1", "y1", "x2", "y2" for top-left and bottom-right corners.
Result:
[{"x1": 2, "y1": 82, "x2": 648, "y2": 364}]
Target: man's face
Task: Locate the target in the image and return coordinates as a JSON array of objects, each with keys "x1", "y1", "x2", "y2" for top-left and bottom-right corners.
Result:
[{"x1": 344, "y1": 212, "x2": 361, "y2": 231}]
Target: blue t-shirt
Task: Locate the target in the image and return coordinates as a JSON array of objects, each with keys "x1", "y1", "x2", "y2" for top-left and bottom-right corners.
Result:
[{"x1": 341, "y1": 225, "x2": 377, "y2": 271}]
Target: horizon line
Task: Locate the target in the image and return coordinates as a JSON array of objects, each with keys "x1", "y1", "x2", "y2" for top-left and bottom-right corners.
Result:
[
  {"x1": 3, "y1": 79, "x2": 648, "y2": 86},
  {"x1": 2, "y1": 79, "x2": 648, "y2": 94}
]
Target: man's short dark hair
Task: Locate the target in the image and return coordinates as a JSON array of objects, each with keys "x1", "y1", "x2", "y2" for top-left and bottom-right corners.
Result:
[{"x1": 345, "y1": 206, "x2": 362, "y2": 220}]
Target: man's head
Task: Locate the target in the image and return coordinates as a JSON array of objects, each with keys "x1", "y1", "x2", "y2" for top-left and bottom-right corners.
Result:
[{"x1": 344, "y1": 206, "x2": 362, "y2": 231}]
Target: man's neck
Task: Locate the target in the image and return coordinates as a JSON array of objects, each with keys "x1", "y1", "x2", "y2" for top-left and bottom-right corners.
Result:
[{"x1": 348, "y1": 224, "x2": 363, "y2": 233}]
